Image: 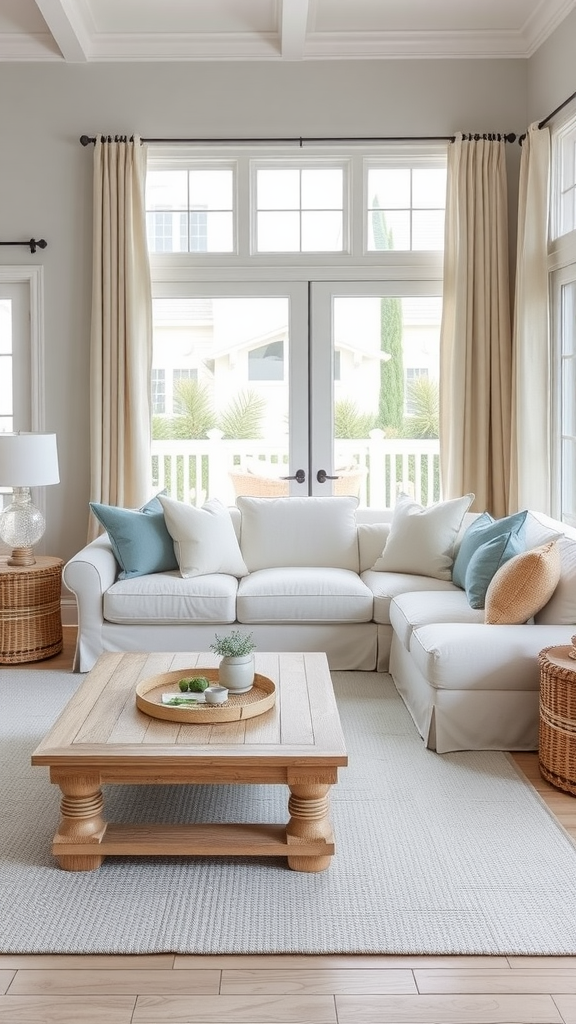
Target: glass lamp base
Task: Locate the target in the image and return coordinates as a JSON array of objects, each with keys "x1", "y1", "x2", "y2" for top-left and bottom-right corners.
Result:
[{"x1": 0, "y1": 487, "x2": 45, "y2": 566}]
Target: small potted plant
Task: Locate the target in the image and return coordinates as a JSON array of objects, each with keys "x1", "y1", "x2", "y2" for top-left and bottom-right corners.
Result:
[{"x1": 210, "y1": 630, "x2": 256, "y2": 693}]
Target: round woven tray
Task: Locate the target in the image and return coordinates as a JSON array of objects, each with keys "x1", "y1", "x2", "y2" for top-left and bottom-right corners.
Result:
[{"x1": 135, "y1": 668, "x2": 276, "y2": 723}]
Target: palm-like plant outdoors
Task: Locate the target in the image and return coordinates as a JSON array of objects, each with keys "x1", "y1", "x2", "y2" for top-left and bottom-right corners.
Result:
[
  {"x1": 334, "y1": 398, "x2": 376, "y2": 439},
  {"x1": 170, "y1": 379, "x2": 217, "y2": 438},
  {"x1": 403, "y1": 377, "x2": 439, "y2": 438},
  {"x1": 218, "y1": 389, "x2": 266, "y2": 439}
]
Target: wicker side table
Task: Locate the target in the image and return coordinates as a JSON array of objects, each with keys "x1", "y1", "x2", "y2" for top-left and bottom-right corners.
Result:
[
  {"x1": 0, "y1": 556, "x2": 63, "y2": 664},
  {"x1": 538, "y1": 645, "x2": 576, "y2": 795}
]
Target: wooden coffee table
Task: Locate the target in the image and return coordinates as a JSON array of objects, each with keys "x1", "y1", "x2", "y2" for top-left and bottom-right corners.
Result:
[{"x1": 32, "y1": 650, "x2": 347, "y2": 873}]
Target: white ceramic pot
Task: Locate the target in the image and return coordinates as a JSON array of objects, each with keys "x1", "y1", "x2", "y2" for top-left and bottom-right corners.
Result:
[{"x1": 218, "y1": 654, "x2": 255, "y2": 693}]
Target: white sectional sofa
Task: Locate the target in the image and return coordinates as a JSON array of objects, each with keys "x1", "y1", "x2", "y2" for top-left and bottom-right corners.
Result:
[{"x1": 63, "y1": 494, "x2": 576, "y2": 753}]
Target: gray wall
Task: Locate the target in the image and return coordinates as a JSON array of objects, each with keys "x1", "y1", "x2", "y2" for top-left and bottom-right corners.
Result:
[
  {"x1": 0, "y1": 55, "x2": 540, "y2": 564},
  {"x1": 527, "y1": 7, "x2": 576, "y2": 124}
]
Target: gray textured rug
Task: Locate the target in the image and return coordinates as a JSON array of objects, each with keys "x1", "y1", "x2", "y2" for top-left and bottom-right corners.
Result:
[{"x1": 2, "y1": 666, "x2": 576, "y2": 955}]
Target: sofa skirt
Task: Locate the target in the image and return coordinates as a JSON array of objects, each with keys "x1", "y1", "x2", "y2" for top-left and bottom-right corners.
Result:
[
  {"x1": 75, "y1": 620, "x2": 379, "y2": 673},
  {"x1": 389, "y1": 633, "x2": 540, "y2": 753}
]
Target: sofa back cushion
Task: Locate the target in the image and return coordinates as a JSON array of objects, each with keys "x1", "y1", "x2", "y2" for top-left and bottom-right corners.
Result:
[
  {"x1": 236, "y1": 495, "x2": 360, "y2": 571},
  {"x1": 372, "y1": 493, "x2": 474, "y2": 580}
]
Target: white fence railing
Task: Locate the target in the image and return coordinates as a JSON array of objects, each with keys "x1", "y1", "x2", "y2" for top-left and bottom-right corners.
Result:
[{"x1": 152, "y1": 429, "x2": 441, "y2": 509}]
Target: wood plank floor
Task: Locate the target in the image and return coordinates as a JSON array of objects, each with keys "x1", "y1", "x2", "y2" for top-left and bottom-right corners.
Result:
[{"x1": 2, "y1": 626, "x2": 576, "y2": 1023}]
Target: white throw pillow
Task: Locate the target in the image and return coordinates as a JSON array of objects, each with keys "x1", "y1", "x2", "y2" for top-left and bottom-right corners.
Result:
[
  {"x1": 372, "y1": 493, "x2": 475, "y2": 580},
  {"x1": 158, "y1": 496, "x2": 248, "y2": 579},
  {"x1": 236, "y1": 495, "x2": 359, "y2": 572}
]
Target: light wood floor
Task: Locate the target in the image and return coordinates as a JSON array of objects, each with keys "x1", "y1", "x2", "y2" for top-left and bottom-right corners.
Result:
[{"x1": 2, "y1": 627, "x2": 576, "y2": 1024}]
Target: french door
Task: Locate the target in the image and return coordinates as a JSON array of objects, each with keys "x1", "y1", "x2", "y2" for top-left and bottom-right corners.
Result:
[{"x1": 151, "y1": 279, "x2": 442, "y2": 507}]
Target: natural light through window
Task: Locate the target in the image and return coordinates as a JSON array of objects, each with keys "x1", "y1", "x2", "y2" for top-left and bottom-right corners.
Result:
[
  {"x1": 255, "y1": 166, "x2": 344, "y2": 252},
  {"x1": 0, "y1": 299, "x2": 13, "y2": 433},
  {"x1": 146, "y1": 168, "x2": 234, "y2": 252},
  {"x1": 367, "y1": 166, "x2": 446, "y2": 250}
]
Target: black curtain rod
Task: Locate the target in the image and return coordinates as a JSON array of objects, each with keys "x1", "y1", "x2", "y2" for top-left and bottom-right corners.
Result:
[
  {"x1": 0, "y1": 238, "x2": 47, "y2": 253},
  {"x1": 80, "y1": 132, "x2": 517, "y2": 147},
  {"x1": 539, "y1": 87, "x2": 576, "y2": 129}
]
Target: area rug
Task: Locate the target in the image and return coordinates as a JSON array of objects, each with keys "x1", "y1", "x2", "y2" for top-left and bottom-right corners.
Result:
[{"x1": 2, "y1": 666, "x2": 576, "y2": 955}]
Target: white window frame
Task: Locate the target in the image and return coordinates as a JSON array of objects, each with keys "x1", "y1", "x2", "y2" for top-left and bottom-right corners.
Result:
[
  {"x1": 549, "y1": 109, "x2": 576, "y2": 522},
  {"x1": 147, "y1": 143, "x2": 447, "y2": 278},
  {"x1": 0, "y1": 266, "x2": 45, "y2": 431}
]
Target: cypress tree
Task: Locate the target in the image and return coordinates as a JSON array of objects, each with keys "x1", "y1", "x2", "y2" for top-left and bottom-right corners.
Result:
[{"x1": 372, "y1": 199, "x2": 404, "y2": 432}]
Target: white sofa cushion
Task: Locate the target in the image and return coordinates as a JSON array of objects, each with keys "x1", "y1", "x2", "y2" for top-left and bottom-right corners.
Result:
[
  {"x1": 358, "y1": 522, "x2": 390, "y2": 572},
  {"x1": 236, "y1": 567, "x2": 373, "y2": 623},
  {"x1": 158, "y1": 496, "x2": 248, "y2": 579},
  {"x1": 237, "y1": 496, "x2": 359, "y2": 572},
  {"x1": 409, "y1": 622, "x2": 571, "y2": 692},
  {"x1": 372, "y1": 493, "x2": 474, "y2": 580},
  {"x1": 389, "y1": 590, "x2": 484, "y2": 650},
  {"x1": 361, "y1": 569, "x2": 459, "y2": 625},
  {"x1": 103, "y1": 571, "x2": 238, "y2": 623}
]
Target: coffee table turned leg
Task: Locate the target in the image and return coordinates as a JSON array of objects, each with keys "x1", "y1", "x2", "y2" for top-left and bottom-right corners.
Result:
[
  {"x1": 286, "y1": 782, "x2": 334, "y2": 872},
  {"x1": 51, "y1": 772, "x2": 106, "y2": 871}
]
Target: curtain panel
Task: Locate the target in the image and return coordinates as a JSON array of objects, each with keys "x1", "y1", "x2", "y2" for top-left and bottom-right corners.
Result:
[
  {"x1": 509, "y1": 124, "x2": 551, "y2": 514},
  {"x1": 439, "y1": 135, "x2": 512, "y2": 518},
  {"x1": 88, "y1": 135, "x2": 153, "y2": 541}
]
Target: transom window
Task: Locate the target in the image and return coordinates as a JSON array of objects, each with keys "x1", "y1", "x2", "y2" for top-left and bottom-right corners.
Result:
[
  {"x1": 146, "y1": 148, "x2": 447, "y2": 257},
  {"x1": 367, "y1": 166, "x2": 447, "y2": 251},
  {"x1": 255, "y1": 166, "x2": 344, "y2": 253},
  {"x1": 553, "y1": 117, "x2": 576, "y2": 239},
  {"x1": 146, "y1": 168, "x2": 234, "y2": 253}
]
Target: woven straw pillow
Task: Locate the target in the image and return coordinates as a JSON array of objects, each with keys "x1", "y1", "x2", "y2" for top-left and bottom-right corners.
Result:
[{"x1": 484, "y1": 540, "x2": 562, "y2": 625}]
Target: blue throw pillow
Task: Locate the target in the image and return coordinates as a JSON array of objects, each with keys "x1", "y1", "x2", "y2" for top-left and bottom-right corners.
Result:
[
  {"x1": 89, "y1": 495, "x2": 178, "y2": 579},
  {"x1": 464, "y1": 532, "x2": 524, "y2": 609},
  {"x1": 452, "y1": 509, "x2": 528, "y2": 590}
]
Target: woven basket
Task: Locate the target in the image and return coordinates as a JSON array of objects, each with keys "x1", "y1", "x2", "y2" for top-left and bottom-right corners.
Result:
[
  {"x1": 538, "y1": 645, "x2": 576, "y2": 795},
  {"x1": 0, "y1": 558, "x2": 63, "y2": 664}
]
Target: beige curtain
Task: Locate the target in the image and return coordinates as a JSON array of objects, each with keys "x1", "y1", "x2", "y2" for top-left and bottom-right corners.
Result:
[
  {"x1": 88, "y1": 135, "x2": 152, "y2": 541},
  {"x1": 439, "y1": 134, "x2": 512, "y2": 518},
  {"x1": 508, "y1": 124, "x2": 551, "y2": 514}
]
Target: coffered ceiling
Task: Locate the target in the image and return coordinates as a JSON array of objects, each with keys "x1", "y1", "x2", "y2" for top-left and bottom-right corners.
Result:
[{"x1": 1, "y1": 0, "x2": 575, "y2": 63}]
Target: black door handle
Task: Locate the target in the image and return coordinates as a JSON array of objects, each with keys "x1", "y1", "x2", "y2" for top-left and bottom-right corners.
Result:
[
  {"x1": 280, "y1": 468, "x2": 306, "y2": 484},
  {"x1": 316, "y1": 469, "x2": 339, "y2": 483}
]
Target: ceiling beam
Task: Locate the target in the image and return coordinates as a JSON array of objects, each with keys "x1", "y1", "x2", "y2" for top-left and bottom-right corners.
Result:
[
  {"x1": 280, "y1": 0, "x2": 309, "y2": 60},
  {"x1": 33, "y1": 0, "x2": 89, "y2": 62}
]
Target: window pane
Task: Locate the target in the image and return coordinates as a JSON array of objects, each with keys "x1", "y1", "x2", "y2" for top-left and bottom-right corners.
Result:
[
  {"x1": 301, "y1": 169, "x2": 342, "y2": 209},
  {"x1": 152, "y1": 296, "x2": 290, "y2": 505},
  {"x1": 412, "y1": 169, "x2": 447, "y2": 208},
  {"x1": 189, "y1": 170, "x2": 232, "y2": 210},
  {"x1": 204, "y1": 212, "x2": 234, "y2": 253},
  {"x1": 0, "y1": 299, "x2": 12, "y2": 355},
  {"x1": 257, "y1": 211, "x2": 300, "y2": 251},
  {"x1": 367, "y1": 209, "x2": 410, "y2": 250},
  {"x1": 257, "y1": 169, "x2": 300, "y2": 209},
  {"x1": 562, "y1": 438, "x2": 576, "y2": 519},
  {"x1": 332, "y1": 294, "x2": 441, "y2": 504},
  {"x1": 368, "y1": 169, "x2": 410, "y2": 209},
  {"x1": 0, "y1": 299, "x2": 13, "y2": 426},
  {"x1": 147, "y1": 211, "x2": 188, "y2": 252},
  {"x1": 248, "y1": 340, "x2": 284, "y2": 380},
  {"x1": 146, "y1": 170, "x2": 188, "y2": 210},
  {"x1": 302, "y1": 211, "x2": 343, "y2": 251},
  {"x1": 412, "y1": 209, "x2": 446, "y2": 250}
]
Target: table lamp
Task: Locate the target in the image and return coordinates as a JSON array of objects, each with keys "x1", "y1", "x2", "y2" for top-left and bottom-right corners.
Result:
[{"x1": 0, "y1": 432, "x2": 60, "y2": 566}]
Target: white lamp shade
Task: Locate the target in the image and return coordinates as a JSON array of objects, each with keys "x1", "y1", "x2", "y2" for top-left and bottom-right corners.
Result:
[{"x1": 0, "y1": 433, "x2": 60, "y2": 487}]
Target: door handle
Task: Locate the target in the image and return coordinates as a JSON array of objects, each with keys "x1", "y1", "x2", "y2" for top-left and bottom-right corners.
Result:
[
  {"x1": 316, "y1": 469, "x2": 339, "y2": 483},
  {"x1": 280, "y1": 468, "x2": 306, "y2": 484}
]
